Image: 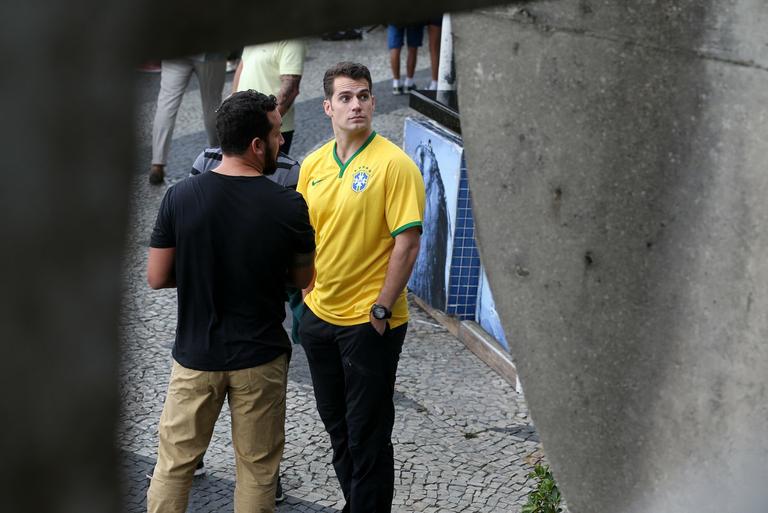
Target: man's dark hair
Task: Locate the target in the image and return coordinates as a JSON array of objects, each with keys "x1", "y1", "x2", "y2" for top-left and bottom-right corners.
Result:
[
  {"x1": 322, "y1": 62, "x2": 373, "y2": 99},
  {"x1": 216, "y1": 90, "x2": 277, "y2": 155}
]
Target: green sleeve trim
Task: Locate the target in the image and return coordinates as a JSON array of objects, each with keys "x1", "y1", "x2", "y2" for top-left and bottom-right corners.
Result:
[
  {"x1": 333, "y1": 131, "x2": 377, "y2": 178},
  {"x1": 391, "y1": 221, "x2": 423, "y2": 237}
]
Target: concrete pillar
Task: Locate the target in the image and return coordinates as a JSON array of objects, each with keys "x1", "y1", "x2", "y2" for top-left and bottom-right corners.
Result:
[
  {"x1": 454, "y1": 2, "x2": 768, "y2": 512},
  {"x1": 437, "y1": 14, "x2": 457, "y2": 106},
  {"x1": 437, "y1": 14, "x2": 456, "y2": 92}
]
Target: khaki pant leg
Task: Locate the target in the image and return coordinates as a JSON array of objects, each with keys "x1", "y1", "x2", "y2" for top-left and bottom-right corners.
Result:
[
  {"x1": 151, "y1": 59, "x2": 194, "y2": 165},
  {"x1": 228, "y1": 354, "x2": 288, "y2": 513},
  {"x1": 147, "y1": 361, "x2": 226, "y2": 513}
]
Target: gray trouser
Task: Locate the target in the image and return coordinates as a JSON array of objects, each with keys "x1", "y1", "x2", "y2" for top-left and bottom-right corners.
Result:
[{"x1": 151, "y1": 58, "x2": 225, "y2": 165}]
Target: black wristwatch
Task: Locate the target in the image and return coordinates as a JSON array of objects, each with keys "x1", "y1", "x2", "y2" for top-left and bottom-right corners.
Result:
[{"x1": 371, "y1": 303, "x2": 392, "y2": 320}]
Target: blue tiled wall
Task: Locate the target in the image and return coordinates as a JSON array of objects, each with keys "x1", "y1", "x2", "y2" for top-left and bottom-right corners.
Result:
[{"x1": 446, "y1": 159, "x2": 481, "y2": 320}]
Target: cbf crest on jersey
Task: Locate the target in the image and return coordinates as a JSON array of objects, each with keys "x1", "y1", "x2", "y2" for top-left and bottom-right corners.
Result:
[{"x1": 351, "y1": 165, "x2": 370, "y2": 193}]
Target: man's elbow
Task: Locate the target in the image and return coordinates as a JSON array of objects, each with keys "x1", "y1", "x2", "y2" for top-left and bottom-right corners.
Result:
[
  {"x1": 147, "y1": 270, "x2": 174, "y2": 289},
  {"x1": 407, "y1": 238, "x2": 421, "y2": 260},
  {"x1": 147, "y1": 274, "x2": 165, "y2": 289},
  {"x1": 289, "y1": 251, "x2": 315, "y2": 288},
  {"x1": 397, "y1": 231, "x2": 421, "y2": 262},
  {"x1": 147, "y1": 247, "x2": 176, "y2": 289}
]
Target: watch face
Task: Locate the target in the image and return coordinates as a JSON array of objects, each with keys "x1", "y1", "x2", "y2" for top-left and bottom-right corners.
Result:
[{"x1": 372, "y1": 304, "x2": 391, "y2": 320}]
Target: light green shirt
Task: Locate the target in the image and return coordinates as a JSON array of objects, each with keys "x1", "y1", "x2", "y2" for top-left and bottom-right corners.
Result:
[{"x1": 237, "y1": 40, "x2": 306, "y2": 133}]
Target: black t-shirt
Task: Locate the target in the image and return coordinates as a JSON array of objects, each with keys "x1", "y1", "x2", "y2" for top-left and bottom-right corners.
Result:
[{"x1": 150, "y1": 171, "x2": 315, "y2": 371}]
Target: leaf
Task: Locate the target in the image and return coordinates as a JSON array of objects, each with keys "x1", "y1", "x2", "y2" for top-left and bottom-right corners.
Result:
[{"x1": 523, "y1": 462, "x2": 564, "y2": 513}]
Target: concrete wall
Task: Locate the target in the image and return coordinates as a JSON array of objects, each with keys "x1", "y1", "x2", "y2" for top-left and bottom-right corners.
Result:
[{"x1": 454, "y1": 2, "x2": 768, "y2": 512}]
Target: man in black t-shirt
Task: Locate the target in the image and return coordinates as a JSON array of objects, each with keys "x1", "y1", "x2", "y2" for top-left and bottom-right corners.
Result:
[{"x1": 146, "y1": 90, "x2": 315, "y2": 513}]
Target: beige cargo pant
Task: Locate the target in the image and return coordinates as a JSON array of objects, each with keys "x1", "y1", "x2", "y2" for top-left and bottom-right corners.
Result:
[{"x1": 147, "y1": 354, "x2": 287, "y2": 513}]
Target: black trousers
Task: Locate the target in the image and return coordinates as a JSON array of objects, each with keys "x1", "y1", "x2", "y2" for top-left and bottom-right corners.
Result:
[{"x1": 299, "y1": 307, "x2": 407, "y2": 513}]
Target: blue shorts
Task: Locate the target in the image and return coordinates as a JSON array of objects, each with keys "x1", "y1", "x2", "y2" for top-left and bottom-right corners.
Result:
[{"x1": 387, "y1": 24, "x2": 424, "y2": 49}]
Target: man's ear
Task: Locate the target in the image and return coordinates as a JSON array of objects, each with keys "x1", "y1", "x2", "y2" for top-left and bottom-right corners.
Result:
[
  {"x1": 250, "y1": 137, "x2": 264, "y2": 155},
  {"x1": 323, "y1": 98, "x2": 332, "y2": 118}
]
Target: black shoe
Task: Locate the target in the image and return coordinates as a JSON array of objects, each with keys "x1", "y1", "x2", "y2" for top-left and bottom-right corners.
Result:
[
  {"x1": 275, "y1": 475, "x2": 285, "y2": 503},
  {"x1": 149, "y1": 164, "x2": 165, "y2": 185},
  {"x1": 321, "y1": 29, "x2": 362, "y2": 41}
]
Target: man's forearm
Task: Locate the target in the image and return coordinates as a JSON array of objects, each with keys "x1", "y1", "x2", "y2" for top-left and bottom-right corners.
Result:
[
  {"x1": 231, "y1": 60, "x2": 243, "y2": 93},
  {"x1": 302, "y1": 269, "x2": 316, "y2": 299},
  {"x1": 152, "y1": 276, "x2": 177, "y2": 289},
  {"x1": 277, "y1": 75, "x2": 301, "y2": 116},
  {"x1": 147, "y1": 247, "x2": 177, "y2": 290},
  {"x1": 375, "y1": 230, "x2": 420, "y2": 309},
  {"x1": 288, "y1": 267, "x2": 314, "y2": 289},
  {"x1": 288, "y1": 251, "x2": 315, "y2": 289}
]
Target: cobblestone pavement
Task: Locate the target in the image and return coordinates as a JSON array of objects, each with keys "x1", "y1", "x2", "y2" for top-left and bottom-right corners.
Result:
[{"x1": 121, "y1": 28, "x2": 544, "y2": 512}]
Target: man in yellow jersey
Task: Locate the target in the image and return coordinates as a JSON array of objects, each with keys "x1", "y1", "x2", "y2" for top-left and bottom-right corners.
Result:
[{"x1": 296, "y1": 62, "x2": 425, "y2": 513}]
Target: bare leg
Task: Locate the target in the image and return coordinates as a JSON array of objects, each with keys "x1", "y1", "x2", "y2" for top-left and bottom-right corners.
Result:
[
  {"x1": 406, "y1": 46, "x2": 418, "y2": 79},
  {"x1": 389, "y1": 47, "x2": 401, "y2": 80},
  {"x1": 428, "y1": 25, "x2": 441, "y2": 82}
]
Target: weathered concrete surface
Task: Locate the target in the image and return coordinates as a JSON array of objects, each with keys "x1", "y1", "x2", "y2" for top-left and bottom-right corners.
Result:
[
  {"x1": 454, "y1": 2, "x2": 768, "y2": 512},
  {"x1": 0, "y1": 1, "x2": 510, "y2": 512}
]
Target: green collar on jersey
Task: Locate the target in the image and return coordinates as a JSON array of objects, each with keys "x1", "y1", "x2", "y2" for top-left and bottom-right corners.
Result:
[{"x1": 333, "y1": 131, "x2": 377, "y2": 178}]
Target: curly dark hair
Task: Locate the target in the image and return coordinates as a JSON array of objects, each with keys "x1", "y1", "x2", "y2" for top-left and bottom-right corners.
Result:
[
  {"x1": 216, "y1": 90, "x2": 278, "y2": 155},
  {"x1": 322, "y1": 62, "x2": 373, "y2": 99}
]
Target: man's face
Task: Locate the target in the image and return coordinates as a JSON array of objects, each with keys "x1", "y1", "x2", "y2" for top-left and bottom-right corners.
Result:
[
  {"x1": 261, "y1": 109, "x2": 283, "y2": 176},
  {"x1": 323, "y1": 77, "x2": 375, "y2": 134}
]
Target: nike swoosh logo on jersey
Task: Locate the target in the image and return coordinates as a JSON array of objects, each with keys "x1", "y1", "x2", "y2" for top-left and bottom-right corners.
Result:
[{"x1": 311, "y1": 178, "x2": 327, "y2": 186}]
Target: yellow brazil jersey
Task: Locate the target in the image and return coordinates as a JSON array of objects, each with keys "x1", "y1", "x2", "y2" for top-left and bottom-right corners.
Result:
[{"x1": 297, "y1": 131, "x2": 426, "y2": 328}]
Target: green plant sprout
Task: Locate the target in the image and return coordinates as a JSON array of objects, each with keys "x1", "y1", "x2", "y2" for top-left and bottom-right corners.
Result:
[{"x1": 522, "y1": 464, "x2": 563, "y2": 513}]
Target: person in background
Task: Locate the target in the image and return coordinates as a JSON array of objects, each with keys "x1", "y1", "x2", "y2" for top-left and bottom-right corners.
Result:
[
  {"x1": 233, "y1": 40, "x2": 306, "y2": 154},
  {"x1": 149, "y1": 53, "x2": 226, "y2": 185},
  {"x1": 426, "y1": 16, "x2": 443, "y2": 91},
  {"x1": 191, "y1": 146, "x2": 299, "y2": 190},
  {"x1": 387, "y1": 24, "x2": 424, "y2": 94}
]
